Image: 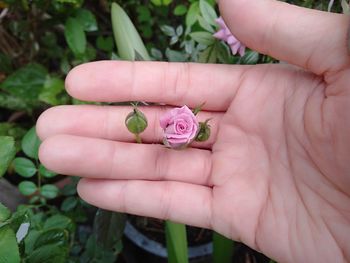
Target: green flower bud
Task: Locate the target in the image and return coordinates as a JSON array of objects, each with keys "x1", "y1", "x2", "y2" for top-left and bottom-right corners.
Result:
[
  {"x1": 195, "y1": 120, "x2": 211, "y2": 142},
  {"x1": 125, "y1": 107, "x2": 148, "y2": 135}
]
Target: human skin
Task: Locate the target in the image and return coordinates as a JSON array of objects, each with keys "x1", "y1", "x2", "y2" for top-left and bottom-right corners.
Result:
[{"x1": 36, "y1": 0, "x2": 350, "y2": 262}]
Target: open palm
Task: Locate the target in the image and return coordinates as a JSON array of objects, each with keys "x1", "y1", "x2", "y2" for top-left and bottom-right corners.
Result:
[{"x1": 37, "y1": 1, "x2": 350, "y2": 262}]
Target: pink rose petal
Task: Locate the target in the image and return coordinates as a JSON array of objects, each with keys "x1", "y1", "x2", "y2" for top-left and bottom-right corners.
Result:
[
  {"x1": 159, "y1": 105, "x2": 199, "y2": 148},
  {"x1": 213, "y1": 16, "x2": 246, "y2": 57}
]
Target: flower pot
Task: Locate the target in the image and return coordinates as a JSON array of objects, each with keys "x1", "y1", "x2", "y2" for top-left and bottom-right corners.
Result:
[{"x1": 122, "y1": 216, "x2": 212, "y2": 263}]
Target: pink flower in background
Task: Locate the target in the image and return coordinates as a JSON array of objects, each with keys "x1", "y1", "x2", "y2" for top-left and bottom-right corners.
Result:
[
  {"x1": 213, "y1": 17, "x2": 246, "y2": 57},
  {"x1": 160, "y1": 106, "x2": 199, "y2": 148}
]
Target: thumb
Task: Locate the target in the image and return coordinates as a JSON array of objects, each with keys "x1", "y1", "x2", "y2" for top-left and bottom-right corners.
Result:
[{"x1": 218, "y1": 0, "x2": 350, "y2": 75}]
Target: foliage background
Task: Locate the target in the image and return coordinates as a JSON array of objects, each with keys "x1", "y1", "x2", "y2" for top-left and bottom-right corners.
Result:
[{"x1": 0, "y1": 0, "x2": 346, "y2": 262}]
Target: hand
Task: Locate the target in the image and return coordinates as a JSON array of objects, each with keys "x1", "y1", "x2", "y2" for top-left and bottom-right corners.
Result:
[{"x1": 36, "y1": 0, "x2": 350, "y2": 262}]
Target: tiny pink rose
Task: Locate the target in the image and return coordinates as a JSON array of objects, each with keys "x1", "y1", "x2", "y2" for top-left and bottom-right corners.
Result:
[{"x1": 160, "y1": 106, "x2": 199, "y2": 148}]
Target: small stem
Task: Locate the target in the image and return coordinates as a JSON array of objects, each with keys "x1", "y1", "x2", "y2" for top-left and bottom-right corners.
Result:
[
  {"x1": 36, "y1": 159, "x2": 41, "y2": 191},
  {"x1": 135, "y1": 133, "x2": 142, "y2": 144},
  {"x1": 38, "y1": 171, "x2": 41, "y2": 189},
  {"x1": 193, "y1": 102, "x2": 206, "y2": 115}
]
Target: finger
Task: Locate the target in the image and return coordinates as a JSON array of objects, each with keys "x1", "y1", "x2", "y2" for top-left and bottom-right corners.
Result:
[
  {"x1": 65, "y1": 61, "x2": 250, "y2": 111},
  {"x1": 36, "y1": 105, "x2": 221, "y2": 149},
  {"x1": 219, "y1": 0, "x2": 350, "y2": 75},
  {"x1": 77, "y1": 178, "x2": 213, "y2": 229},
  {"x1": 39, "y1": 135, "x2": 213, "y2": 186}
]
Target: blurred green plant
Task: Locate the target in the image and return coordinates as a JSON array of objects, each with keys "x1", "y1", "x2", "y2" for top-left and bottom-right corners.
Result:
[
  {"x1": 12, "y1": 126, "x2": 59, "y2": 204},
  {"x1": 0, "y1": 0, "x2": 344, "y2": 262},
  {"x1": 0, "y1": 125, "x2": 125, "y2": 262},
  {"x1": 0, "y1": 136, "x2": 16, "y2": 177}
]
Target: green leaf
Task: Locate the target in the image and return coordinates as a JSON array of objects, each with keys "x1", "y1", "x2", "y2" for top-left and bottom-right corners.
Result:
[
  {"x1": 240, "y1": 50, "x2": 259, "y2": 65},
  {"x1": 342, "y1": 0, "x2": 350, "y2": 14},
  {"x1": 73, "y1": 45, "x2": 97, "y2": 63},
  {"x1": 53, "y1": 0, "x2": 83, "y2": 8},
  {"x1": 44, "y1": 214, "x2": 74, "y2": 232},
  {"x1": 75, "y1": 8, "x2": 98, "y2": 32},
  {"x1": 0, "y1": 124, "x2": 17, "y2": 136},
  {"x1": 66, "y1": 203, "x2": 87, "y2": 223},
  {"x1": 198, "y1": 44, "x2": 218, "y2": 63},
  {"x1": 174, "y1": 5, "x2": 187, "y2": 16},
  {"x1": 111, "y1": 3, "x2": 150, "y2": 61},
  {"x1": 18, "y1": 181, "x2": 37, "y2": 196},
  {"x1": 160, "y1": 25, "x2": 176, "y2": 37},
  {"x1": 27, "y1": 244, "x2": 68, "y2": 263},
  {"x1": 9, "y1": 207, "x2": 30, "y2": 233},
  {"x1": 0, "y1": 203, "x2": 11, "y2": 222},
  {"x1": 13, "y1": 157, "x2": 37, "y2": 178},
  {"x1": 60, "y1": 57, "x2": 71, "y2": 75},
  {"x1": 186, "y1": 2, "x2": 199, "y2": 28},
  {"x1": 165, "y1": 48, "x2": 188, "y2": 62},
  {"x1": 0, "y1": 93, "x2": 28, "y2": 111},
  {"x1": 34, "y1": 228, "x2": 68, "y2": 249},
  {"x1": 0, "y1": 63, "x2": 47, "y2": 101},
  {"x1": 213, "y1": 232, "x2": 234, "y2": 263},
  {"x1": 136, "y1": 6, "x2": 151, "y2": 23},
  {"x1": 0, "y1": 136, "x2": 16, "y2": 178},
  {"x1": 60, "y1": 196, "x2": 78, "y2": 212},
  {"x1": 26, "y1": 211, "x2": 44, "y2": 229},
  {"x1": 110, "y1": 52, "x2": 120, "y2": 60},
  {"x1": 198, "y1": 15, "x2": 215, "y2": 33},
  {"x1": 93, "y1": 209, "x2": 126, "y2": 250},
  {"x1": 165, "y1": 221, "x2": 189, "y2": 263},
  {"x1": 190, "y1": 31, "x2": 215, "y2": 45},
  {"x1": 24, "y1": 230, "x2": 40, "y2": 255},
  {"x1": 39, "y1": 76, "x2": 65, "y2": 106},
  {"x1": 216, "y1": 42, "x2": 231, "y2": 64},
  {"x1": 176, "y1": 26, "x2": 183, "y2": 36},
  {"x1": 199, "y1": 0, "x2": 217, "y2": 26},
  {"x1": 0, "y1": 225, "x2": 20, "y2": 263},
  {"x1": 64, "y1": 17, "x2": 87, "y2": 56},
  {"x1": 0, "y1": 123, "x2": 26, "y2": 144},
  {"x1": 150, "y1": 0, "x2": 172, "y2": 6},
  {"x1": 21, "y1": 126, "x2": 41, "y2": 160},
  {"x1": 96, "y1": 36, "x2": 114, "y2": 52},
  {"x1": 38, "y1": 164, "x2": 57, "y2": 178},
  {"x1": 40, "y1": 184, "x2": 59, "y2": 199},
  {"x1": 151, "y1": 48, "x2": 163, "y2": 60}
]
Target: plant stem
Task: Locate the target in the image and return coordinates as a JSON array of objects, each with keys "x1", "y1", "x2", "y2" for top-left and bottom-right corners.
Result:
[
  {"x1": 135, "y1": 133, "x2": 142, "y2": 144},
  {"x1": 165, "y1": 221, "x2": 189, "y2": 263},
  {"x1": 38, "y1": 172, "x2": 41, "y2": 189},
  {"x1": 36, "y1": 159, "x2": 41, "y2": 190},
  {"x1": 213, "y1": 232, "x2": 234, "y2": 263}
]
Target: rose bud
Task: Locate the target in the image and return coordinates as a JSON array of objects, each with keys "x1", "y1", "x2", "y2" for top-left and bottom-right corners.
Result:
[
  {"x1": 160, "y1": 106, "x2": 199, "y2": 149},
  {"x1": 195, "y1": 120, "x2": 211, "y2": 142},
  {"x1": 125, "y1": 107, "x2": 148, "y2": 135}
]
